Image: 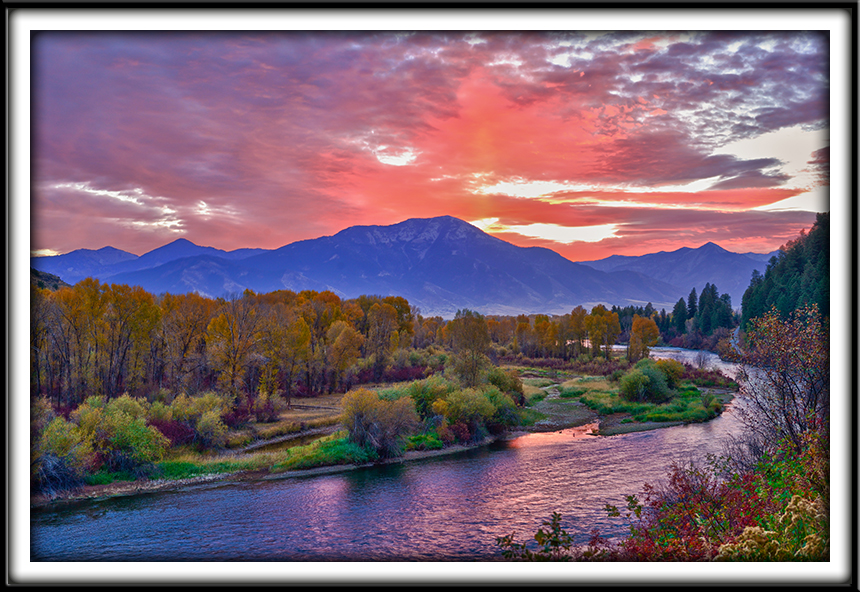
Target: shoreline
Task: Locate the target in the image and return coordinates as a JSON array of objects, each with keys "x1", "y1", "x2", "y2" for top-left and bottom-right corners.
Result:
[
  {"x1": 29, "y1": 437, "x2": 500, "y2": 510},
  {"x1": 30, "y1": 387, "x2": 736, "y2": 510}
]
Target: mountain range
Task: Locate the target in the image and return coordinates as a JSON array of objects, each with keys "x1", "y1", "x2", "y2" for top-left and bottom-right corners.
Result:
[{"x1": 31, "y1": 216, "x2": 777, "y2": 318}]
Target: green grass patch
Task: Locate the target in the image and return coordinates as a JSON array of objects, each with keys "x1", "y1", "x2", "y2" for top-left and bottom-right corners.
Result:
[
  {"x1": 84, "y1": 470, "x2": 137, "y2": 485},
  {"x1": 580, "y1": 388, "x2": 721, "y2": 425},
  {"x1": 521, "y1": 377, "x2": 556, "y2": 388},
  {"x1": 517, "y1": 407, "x2": 548, "y2": 427},
  {"x1": 405, "y1": 433, "x2": 444, "y2": 451},
  {"x1": 526, "y1": 390, "x2": 548, "y2": 404},
  {"x1": 557, "y1": 387, "x2": 587, "y2": 398},
  {"x1": 272, "y1": 435, "x2": 379, "y2": 472}
]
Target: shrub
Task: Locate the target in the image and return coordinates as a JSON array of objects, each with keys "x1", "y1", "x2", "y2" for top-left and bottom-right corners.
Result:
[
  {"x1": 253, "y1": 390, "x2": 287, "y2": 423},
  {"x1": 341, "y1": 388, "x2": 420, "y2": 459},
  {"x1": 444, "y1": 387, "x2": 497, "y2": 430},
  {"x1": 407, "y1": 375, "x2": 458, "y2": 419},
  {"x1": 620, "y1": 361, "x2": 671, "y2": 404},
  {"x1": 148, "y1": 418, "x2": 196, "y2": 446},
  {"x1": 37, "y1": 417, "x2": 93, "y2": 476},
  {"x1": 448, "y1": 421, "x2": 471, "y2": 443},
  {"x1": 101, "y1": 406, "x2": 170, "y2": 469},
  {"x1": 405, "y1": 433, "x2": 444, "y2": 451},
  {"x1": 107, "y1": 394, "x2": 150, "y2": 420},
  {"x1": 195, "y1": 409, "x2": 228, "y2": 449},
  {"x1": 655, "y1": 358, "x2": 684, "y2": 389},
  {"x1": 619, "y1": 369, "x2": 651, "y2": 403},
  {"x1": 273, "y1": 436, "x2": 379, "y2": 471},
  {"x1": 148, "y1": 400, "x2": 173, "y2": 422},
  {"x1": 485, "y1": 367, "x2": 525, "y2": 406}
]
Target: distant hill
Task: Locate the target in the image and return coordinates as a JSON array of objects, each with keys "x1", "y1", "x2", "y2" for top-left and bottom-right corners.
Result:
[
  {"x1": 30, "y1": 268, "x2": 71, "y2": 291},
  {"x1": 31, "y1": 240, "x2": 267, "y2": 285},
  {"x1": 577, "y1": 242, "x2": 779, "y2": 309},
  {"x1": 31, "y1": 246, "x2": 138, "y2": 284},
  {"x1": 32, "y1": 216, "x2": 684, "y2": 318}
]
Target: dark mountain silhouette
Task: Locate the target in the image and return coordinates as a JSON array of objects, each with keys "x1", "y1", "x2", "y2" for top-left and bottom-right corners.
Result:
[
  {"x1": 31, "y1": 216, "x2": 772, "y2": 317},
  {"x1": 577, "y1": 241, "x2": 778, "y2": 308}
]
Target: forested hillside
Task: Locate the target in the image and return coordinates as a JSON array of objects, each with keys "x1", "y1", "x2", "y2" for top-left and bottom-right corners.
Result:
[{"x1": 741, "y1": 212, "x2": 829, "y2": 328}]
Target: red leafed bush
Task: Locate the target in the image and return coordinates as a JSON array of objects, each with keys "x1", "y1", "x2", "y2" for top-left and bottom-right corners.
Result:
[
  {"x1": 448, "y1": 422, "x2": 471, "y2": 443},
  {"x1": 148, "y1": 418, "x2": 196, "y2": 447}
]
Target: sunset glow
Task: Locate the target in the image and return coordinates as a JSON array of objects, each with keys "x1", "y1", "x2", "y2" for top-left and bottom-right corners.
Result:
[{"x1": 30, "y1": 29, "x2": 829, "y2": 261}]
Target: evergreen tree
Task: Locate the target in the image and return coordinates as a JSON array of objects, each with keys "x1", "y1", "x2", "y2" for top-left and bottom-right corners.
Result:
[{"x1": 687, "y1": 288, "x2": 698, "y2": 321}]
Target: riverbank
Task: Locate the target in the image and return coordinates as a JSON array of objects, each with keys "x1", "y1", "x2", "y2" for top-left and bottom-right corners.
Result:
[
  {"x1": 31, "y1": 374, "x2": 736, "y2": 509},
  {"x1": 29, "y1": 437, "x2": 500, "y2": 509}
]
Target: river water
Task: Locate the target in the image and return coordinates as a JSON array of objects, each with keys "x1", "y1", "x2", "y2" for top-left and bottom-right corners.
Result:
[{"x1": 31, "y1": 348, "x2": 742, "y2": 562}]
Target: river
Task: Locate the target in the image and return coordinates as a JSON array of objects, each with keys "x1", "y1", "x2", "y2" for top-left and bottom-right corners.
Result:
[{"x1": 31, "y1": 348, "x2": 742, "y2": 562}]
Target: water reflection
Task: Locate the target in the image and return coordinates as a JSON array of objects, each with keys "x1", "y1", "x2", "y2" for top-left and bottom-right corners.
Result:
[
  {"x1": 509, "y1": 423, "x2": 600, "y2": 447},
  {"x1": 32, "y1": 347, "x2": 746, "y2": 562}
]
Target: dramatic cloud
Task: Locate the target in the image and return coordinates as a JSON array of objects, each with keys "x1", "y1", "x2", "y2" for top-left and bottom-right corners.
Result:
[{"x1": 31, "y1": 30, "x2": 828, "y2": 260}]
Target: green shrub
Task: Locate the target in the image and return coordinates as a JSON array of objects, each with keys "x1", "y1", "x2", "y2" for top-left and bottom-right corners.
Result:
[
  {"x1": 102, "y1": 406, "x2": 170, "y2": 466},
  {"x1": 38, "y1": 416, "x2": 93, "y2": 474},
  {"x1": 148, "y1": 400, "x2": 173, "y2": 422},
  {"x1": 486, "y1": 367, "x2": 525, "y2": 404},
  {"x1": 106, "y1": 394, "x2": 150, "y2": 420},
  {"x1": 445, "y1": 387, "x2": 497, "y2": 427},
  {"x1": 558, "y1": 387, "x2": 587, "y2": 398},
  {"x1": 195, "y1": 409, "x2": 228, "y2": 449},
  {"x1": 655, "y1": 359, "x2": 685, "y2": 389},
  {"x1": 341, "y1": 388, "x2": 420, "y2": 459},
  {"x1": 619, "y1": 369, "x2": 651, "y2": 403},
  {"x1": 622, "y1": 362, "x2": 671, "y2": 403},
  {"x1": 406, "y1": 375, "x2": 458, "y2": 419},
  {"x1": 483, "y1": 385, "x2": 520, "y2": 426}
]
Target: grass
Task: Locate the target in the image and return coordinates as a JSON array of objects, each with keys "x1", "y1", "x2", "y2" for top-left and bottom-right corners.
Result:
[
  {"x1": 557, "y1": 387, "x2": 587, "y2": 398},
  {"x1": 271, "y1": 432, "x2": 378, "y2": 472},
  {"x1": 405, "y1": 433, "x2": 445, "y2": 451},
  {"x1": 576, "y1": 381, "x2": 725, "y2": 424},
  {"x1": 521, "y1": 377, "x2": 556, "y2": 388}
]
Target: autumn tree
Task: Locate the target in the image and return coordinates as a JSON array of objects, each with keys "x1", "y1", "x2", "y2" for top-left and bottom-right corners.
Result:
[
  {"x1": 514, "y1": 315, "x2": 536, "y2": 357},
  {"x1": 31, "y1": 285, "x2": 51, "y2": 398},
  {"x1": 324, "y1": 320, "x2": 365, "y2": 392},
  {"x1": 96, "y1": 284, "x2": 161, "y2": 399},
  {"x1": 534, "y1": 314, "x2": 559, "y2": 358},
  {"x1": 628, "y1": 314, "x2": 660, "y2": 363},
  {"x1": 206, "y1": 294, "x2": 261, "y2": 399},
  {"x1": 366, "y1": 302, "x2": 399, "y2": 379},
  {"x1": 448, "y1": 309, "x2": 491, "y2": 387},
  {"x1": 159, "y1": 292, "x2": 217, "y2": 394},
  {"x1": 47, "y1": 279, "x2": 106, "y2": 406},
  {"x1": 735, "y1": 304, "x2": 828, "y2": 453},
  {"x1": 584, "y1": 305, "x2": 621, "y2": 359},
  {"x1": 258, "y1": 303, "x2": 311, "y2": 408},
  {"x1": 297, "y1": 291, "x2": 343, "y2": 394},
  {"x1": 568, "y1": 306, "x2": 588, "y2": 359}
]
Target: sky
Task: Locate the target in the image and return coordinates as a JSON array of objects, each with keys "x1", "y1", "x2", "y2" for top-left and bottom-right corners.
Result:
[{"x1": 30, "y1": 29, "x2": 829, "y2": 262}]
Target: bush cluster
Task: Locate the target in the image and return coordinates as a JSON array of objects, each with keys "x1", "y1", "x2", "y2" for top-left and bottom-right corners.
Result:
[
  {"x1": 341, "y1": 368, "x2": 525, "y2": 456},
  {"x1": 618, "y1": 360, "x2": 670, "y2": 403}
]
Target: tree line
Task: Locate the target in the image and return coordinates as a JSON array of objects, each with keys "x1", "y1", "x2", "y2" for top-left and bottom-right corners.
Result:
[{"x1": 741, "y1": 212, "x2": 828, "y2": 328}]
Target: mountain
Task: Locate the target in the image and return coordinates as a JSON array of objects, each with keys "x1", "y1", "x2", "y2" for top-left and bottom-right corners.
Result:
[
  {"x1": 31, "y1": 246, "x2": 138, "y2": 284},
  {"x1": 577, "y1": 242, "x2": 778, "y2": 308},
  {"x1": 32, "y1": 216, "x2": 683, "y2": 318},
  {"x1": 31, "y1": 239, "x2": 268, "y2": 285}
]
